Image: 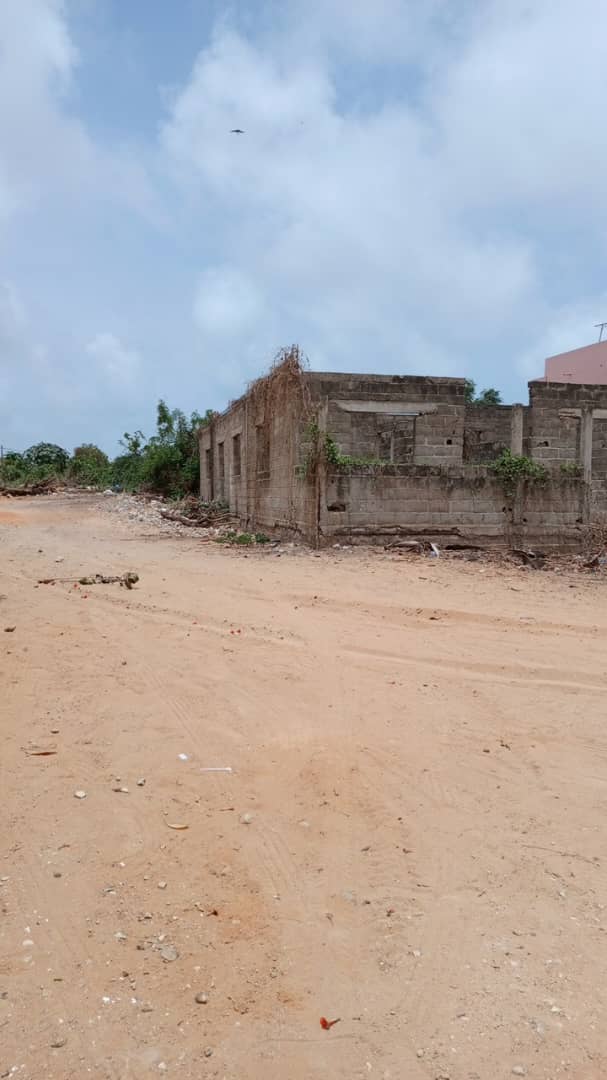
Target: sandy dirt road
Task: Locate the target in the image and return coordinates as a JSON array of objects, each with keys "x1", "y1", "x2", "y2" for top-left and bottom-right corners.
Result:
[{"x1": 1, "y1": 494, "x2": 607, "y2": 1080}]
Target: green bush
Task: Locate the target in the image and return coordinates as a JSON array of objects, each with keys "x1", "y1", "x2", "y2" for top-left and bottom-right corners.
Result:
[
  {"x1": 216, "y1": 530, "x2": 271, "y2": 545},
  {"x1": 109, "y1": 403, "x2": 214, "y2": 497},
  {"x1": 69, "y1": 444, "x2": 111, "y2": 487},
  {"x1": 24, "y1": 442, "x2": 69, "y2": 472},
  {"x1": 110, "y1": 453, "x2": 143, "y2": 491},
  {"x1": 0, "y1": 451, "x2": 27, "y2": 484},
  {"x1": 139, "y1": 442, "x2": 183, "y2": 495},
  {"x1": 489, "y1": 449, "x2": 547, "y2": 494}
]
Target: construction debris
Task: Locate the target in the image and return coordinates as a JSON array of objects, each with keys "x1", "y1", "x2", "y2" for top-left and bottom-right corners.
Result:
[
  {"x1": 159, "y1": 496, "x2": 236, "y2": 528},
  {"x1": 0, "y1": 477, "x2": 56, "y2": 497},
  {"x1": 512, "y1": 548, "x2": 546, "y2": 569}
]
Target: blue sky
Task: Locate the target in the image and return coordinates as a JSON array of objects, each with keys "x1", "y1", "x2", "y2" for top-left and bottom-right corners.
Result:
[{"x1": 1, "y1": 0, "x2": 607, "y2": 453}]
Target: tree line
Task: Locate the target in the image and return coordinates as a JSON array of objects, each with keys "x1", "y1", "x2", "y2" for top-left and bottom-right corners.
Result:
[{"x1": 0, "y1": 400, "x2": 214, "y2": 498}]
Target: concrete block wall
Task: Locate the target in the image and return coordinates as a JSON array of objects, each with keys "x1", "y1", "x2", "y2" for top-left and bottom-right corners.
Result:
[
  {"x1": 464, "y1": 405, "x2": 512, "y2": 462},
  {"x1": 320, "y1": 467, "x2": 585, "y2": 550},
  {"x1": 199, "y1": 367, "x2": 603, "y2": 550},
  {"x1": 307, "y1": 372, "x2": 466, "y2": 467},
  {"x1": 591, "y1": 480, "x2": 607, "y2": 520},
  {"x1": 200, "y1": 372, "x2": 317, "y2": 537},
  {"x1": 199, "y1": 400, "x2": 247, "y2": 516},
  {"x1": 247, "y1": 386, "x2": 317, "y2": 537},
  {"x1": 592, "y1": 418, "x2": 607, "y2": 475},
  {"x1": 529, "y1": 381, "x2": 607, "y2": 470},
  {"x1": 528, "y1": 386, "x2": 580, "y2": 467}
]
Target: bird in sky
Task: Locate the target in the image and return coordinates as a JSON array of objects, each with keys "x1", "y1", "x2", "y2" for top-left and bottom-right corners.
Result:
[{"x1": 230, "y1": 128, "x2": 245, "y2": 134}]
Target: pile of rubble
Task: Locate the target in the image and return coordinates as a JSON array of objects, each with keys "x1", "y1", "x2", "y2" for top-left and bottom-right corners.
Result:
[
  {"x1": 98, "y1": 491, "x2": 313, "y2": 554},
  {"x1": 99, "y1": 492, "x2": 239, "y2": 540},
  {"x1": 385, "y1": 540, "x2": 607, "y2": 575}
]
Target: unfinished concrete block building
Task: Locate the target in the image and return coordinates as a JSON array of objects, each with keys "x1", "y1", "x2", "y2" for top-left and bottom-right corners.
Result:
[{"x1": 199, "y1": 354, "x2": 607, "y2": 549}]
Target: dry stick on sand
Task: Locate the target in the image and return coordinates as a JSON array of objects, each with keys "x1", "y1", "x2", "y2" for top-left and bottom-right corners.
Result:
[{"x1": 37, "y1": 572, "x2": 139, "y2": 589}]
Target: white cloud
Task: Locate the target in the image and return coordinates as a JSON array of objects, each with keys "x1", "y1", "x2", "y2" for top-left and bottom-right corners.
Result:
[
  {"x1": 0, "y1": 280, "x2": 72, "y2": 447},
  {"x1": 158, "y1": 0, "x2": 607, "y2": 398},
  {"x1": 0, "y1": 280, "x2": 26, "y2": 341},
  {"x1": 435, "y1": 0, "x2": 607, "y2": 212},
  {"x1": 85, "y1": 333, "x2": 141, "y2": 387},
  {"x1": 193, "y1": 266, "x2": 265, "y2": 337},
  {"x1": 3, "y1": 0, "x2": 607, "y2": 453},
  {"x1": 161, "y1": 17, "x2": 537, "y2": 382},
  {"x1": 0, "y1": 279, "x2": 144, "y2": 450},
  {"x1": 0, "y1": 0, "x2": 160, "y2": 222},
  {"x1": 265, "y1": 0, "x2": 459, "y2": 66}
]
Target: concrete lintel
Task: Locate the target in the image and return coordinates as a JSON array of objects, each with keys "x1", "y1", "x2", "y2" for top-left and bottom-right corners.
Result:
[
  {"x1": 333, "y1": 400, "x2": 438, "y2": 416},
  {"x1": 559, "y1": 407, "x2": 607, "y2": 420}
]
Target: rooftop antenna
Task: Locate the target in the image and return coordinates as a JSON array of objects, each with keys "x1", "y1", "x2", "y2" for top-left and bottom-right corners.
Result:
[{"x1": 595, "y1": 321, "x2": 607, "y2": 342}]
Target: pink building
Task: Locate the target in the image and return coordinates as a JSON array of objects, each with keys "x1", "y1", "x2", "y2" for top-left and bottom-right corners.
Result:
[{"x1": 543, "y1": 340, "x2": 607, "y2": 384}]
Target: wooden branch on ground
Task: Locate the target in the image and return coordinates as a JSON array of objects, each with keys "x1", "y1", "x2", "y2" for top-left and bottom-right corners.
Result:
[
  {"x1": 0, "y1": 478, "x2": 56, "y2": 496},
  {"x1": 159, "y1": 509, "x2": 235, "y2": 527}
]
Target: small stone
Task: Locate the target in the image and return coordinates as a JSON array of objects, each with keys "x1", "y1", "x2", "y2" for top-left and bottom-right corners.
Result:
[
  {"x1": 140, "y1": 1003, "x2": 154, "y2": 1013},
  {"x1": 195, "y1": 991, "x2": 209, "y2": 1004},
  {"x1": 160, "y1": 944, "x2": 179, "y2": 962},
  {"x1": 137, "y1": 778, "x2": 146, "y2": 786},
  {"x1": 158, "y1": 881, "x2": 168, "y2": 890},
  {"x1": 204, "y1": 1048, "x2": 213, "y2": 1058},
  {"x1": 53, "y1": 871, "x2": 62, "y2": 879},
  {"x1": 158, "y1": 1064, "x2": 168, "y2": 1073},
  {"x1": 416, "y1": 1049, "x2": 424, "y2": 1058},
  {"x1": 113, "y1": 786, "x2": 129, "y2": 794},
  {"x1": 512, "y1": 1069, "x2": 527, "y2": 1077},
  {"x1": 115, "y1": 931, "x2": 127, "y2": 942},
  {"x1": 74, "y1": 790, "x2": 87, "y2": 800},
  {"x1": 50, "y1": 1037, "x2": 67, "y2": 1049},
  {"x1": 240, "y1": 813, "x2": 253, "y2": 825}
]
